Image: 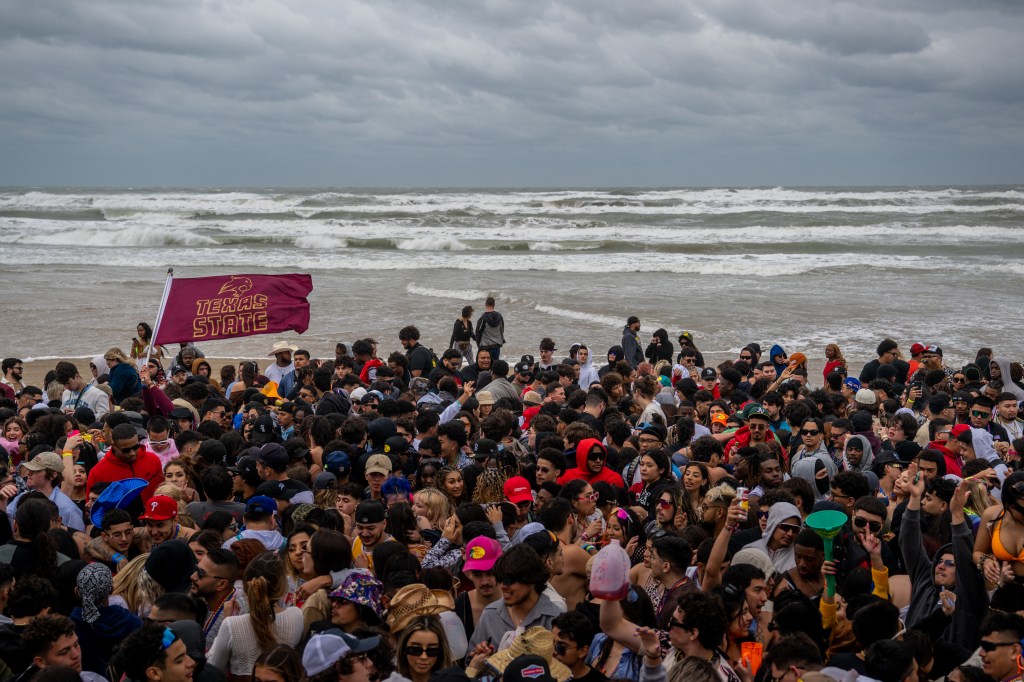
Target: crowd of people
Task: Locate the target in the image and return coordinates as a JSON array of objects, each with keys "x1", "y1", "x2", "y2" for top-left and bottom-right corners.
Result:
[{"x1": 1, "y1": 309, "x2": 1024, "y2": 682}]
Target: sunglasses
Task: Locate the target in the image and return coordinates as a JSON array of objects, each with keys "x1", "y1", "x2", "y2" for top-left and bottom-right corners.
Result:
[
  {"x1": 778, "y1": 523, "x2": 802, "y2": 534},
  {"x1": 757, "y1": 510, "x2": 770, "y2": 519},
  {"x1": 800, "y1": 429, "x2": 821, "y2": 436},
  {"x1": 553, "y1": 641, "x2": 576, "y2": 656},
  {"x1": 667, "y1": 617, "x2": 687, "y2": 631},
  {"x1": 952, "y1": 376, "x2": 966, "y2": 383},
  {"x1": 405, "y1": 645, "x2": 442, "y2": 658},
  {"x1": 657, "y1": 499, "x2": 674, "y2": 510},
  {"x1": 979, "y1": 640, "x2": 1019, "y2": 653},
  {"x1": 853, "y1": 516, "x2": 883, "y2": 533},
  {"x1": 971, "y1": 410, "x2": 991, "y2": 418},
  {"x1": 937, "y1": 558, "x2": 955, "y2": 568},
  {"x1": 576, "y1": 492, "x2": 598, "y2": 502},
  {"x1": 588, "y1": 452, "x2": 606, "y2": 461},
  {"x1": 118, "y1": 443, "x2": 143, "y2": 452}
]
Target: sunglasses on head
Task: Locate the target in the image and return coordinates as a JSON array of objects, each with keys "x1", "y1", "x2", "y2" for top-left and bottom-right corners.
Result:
[
  {"x1": 405, "y1": 644, "x2": 442, "y2": 658},
  {"x1": 853, "y1": 516, "x2": 883, "y2": 533}
]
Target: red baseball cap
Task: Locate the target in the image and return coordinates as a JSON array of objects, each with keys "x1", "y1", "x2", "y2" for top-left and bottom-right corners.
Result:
[
  {"x1": 503, "y1": 476, "x2": 533, "y2": 506},
  {"x1": 910, "y1": 343, "x2": 925, "y2": 356},
  {"x1": 139, "y1": 495, "x2": 178, "y2": 521},
  {"x1": 950, "y1": 424, "x2": 971, "y2": 439}
]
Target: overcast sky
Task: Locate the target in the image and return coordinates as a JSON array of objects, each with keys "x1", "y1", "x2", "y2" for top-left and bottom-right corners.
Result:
[{"x1": 1, "y1": 0, "x2": 1022, "y2": 187}]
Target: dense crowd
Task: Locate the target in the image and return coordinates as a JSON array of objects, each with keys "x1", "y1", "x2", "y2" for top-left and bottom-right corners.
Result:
[{"x1": 1, "y1": 306, "x2": 1024, "y2": 682}]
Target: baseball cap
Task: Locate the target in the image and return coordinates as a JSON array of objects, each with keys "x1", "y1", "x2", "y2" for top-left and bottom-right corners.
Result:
[
  {"x1": 170, "y1": 365, "x2": 188, "y2": 375},
  {"x1": 504, "y1": 655, "x2": 555, "y2": 682},
  {"x1": 950, "y1": 424, "x2": 971, "y2": 439},
  {"x1": 139, "y1": 495, "x2": 178, "y2": 521},
  {"x1": 746, "y1": 406, "x2": 771, "y2": 422},
  {"x1": 355, "y1": 500, "x2": 386, "y2": 524},
  {"x1": 464, "y1": 536, "x2": 503, "y2": 573},
  {"x1": 700, "y1": 367, "x2": 717, "y2": 380},
  {"x1": 473, "y1": 439, "x2": 499, "y2": 459},
  {"x1": 255, "y1": 443, "x2": 289, "y2": 471},
  {"x1": 514, "y1": 361, "x2": 532, "y2": 375},
  {"x1": 711, "y1": 412, "x2": 728, "y2": 426},
  {"x1": 168, "y1": 406, "x2": 193, "y2": 420},
  {"x1": 19, "y1": 452, "x2": 64, "y2": 474},
  {"x1": 476, "y1": 391, "x2": 495, "y2": 406},
  {"x1": 325, "y1": 450, "x2": 351, "y2": 477},
  {"x1": 245, "y1": 495, "x2": 278, "y2": 515},
  {"x1": 302, "y1": 629, "x2": 380, "y2": 677},
  {"x1": 522, "y1": 391, "x2": 542, "y2": 406},
  {"x1": 250, "y1": 415, "x2": 280, "y2": 446},
  {"x1": 503, "y1": 476, "x2": 533, "y2": 505},
  {"x1": 909, "y1": 343, "x2": 925, "y2": 356},
  {"x1": 383, "y1": 436, "x2": 411, "y2": 457},
  {"x1": 639, "y1": 424, "x2": 668, "y2": 442},
  {"x1": 365, "y1": 454, "x2": 393, "y2": 477},
  {"x1": 256, "y1": 480, "x2": 292, "y2": 501},
  {"x1": 228, "y1": 455, "x2": 261, "y2": 484},
  {"x1": 855, "y1": 388, "x2": 877, "y2": 405},
  {"x1": 313, "y1": 472, "x2": 338, "y2": 490},
  {"x1": 843, "y1": 377, "x2": 862, "y2": 392}
]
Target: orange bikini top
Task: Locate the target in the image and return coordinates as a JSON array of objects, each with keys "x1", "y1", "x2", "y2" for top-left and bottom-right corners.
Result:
[{"x1": 991, "y1": 516, "x2": 1024, "y2": 563}]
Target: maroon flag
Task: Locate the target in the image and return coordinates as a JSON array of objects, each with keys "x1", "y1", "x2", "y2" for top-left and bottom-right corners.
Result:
[{"x1": 152, "y1": 273, "x2": 313, "y2": 345}]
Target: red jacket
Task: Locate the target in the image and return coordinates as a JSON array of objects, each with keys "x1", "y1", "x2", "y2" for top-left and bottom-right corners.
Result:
[
  {"x1": 87, "y1": 448, "x2": 163, "y2": 501},
  {"x1": 724, "y1": 425, "x2": 781, "y2": 457},
  {"x1": 558, "y1": 439, "x2": 625, "y2": 488}
]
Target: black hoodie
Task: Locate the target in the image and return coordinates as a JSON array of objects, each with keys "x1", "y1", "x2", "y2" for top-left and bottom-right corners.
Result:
[
  {"x1": 599, "y1": 345, "x2": 625, "y2": 378},
  {"x1": 645, "y1": 328, "x2": 674, "y2": 365}
]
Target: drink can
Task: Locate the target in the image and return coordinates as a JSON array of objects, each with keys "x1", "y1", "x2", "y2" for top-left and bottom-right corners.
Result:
[{"x1": 736, "y1": 486, "x2": 749, "y2": 511}]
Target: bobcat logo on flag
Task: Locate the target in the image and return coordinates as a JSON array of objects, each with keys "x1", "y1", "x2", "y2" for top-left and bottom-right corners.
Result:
[{"x1": 217, "y1": 276, "x2": 254, "y2": 298}]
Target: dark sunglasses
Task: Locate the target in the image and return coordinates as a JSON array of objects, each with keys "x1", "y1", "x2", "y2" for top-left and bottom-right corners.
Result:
[
  {"x1": 971, "y1": 410, "x2": 991, "y2": 418},
  {"x1": 979, "y1": 640, "x2": 1019, "y2": 653},
  {"x1": 553, "y1": 641, "x2": 576, "y2": 656},
  {"x1": 853, "y1": 516, "x2": 883, "y2": 533},
  {"x1": 405, "y1": 644, "x2": 442, "y2": 658},
  {"x1": 952, "y1": 376, "x2": 966, "y2": 383},
  {"x1": 937, "y1": 559, "x2": 955, "y2": 568},
  {"x1": 118, "y1": 443, "x2": 142, "y2": 452},
  {"x1": 800, "y1": 429, "x2": 821, "y2": 436},
  {"x1": 778, "y1": 523, "x2": 802, "y2": 534}
]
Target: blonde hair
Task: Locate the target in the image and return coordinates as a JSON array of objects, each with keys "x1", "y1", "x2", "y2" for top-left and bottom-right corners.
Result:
[
  {"x1": 314, "y1": 488, "x2": 336, "y2": 509},
  {"x1": 413, "y1": 489, "x2": 452, "y2": 530},
  {"x1": 151, "y1": 484, "x2": 196, "y2": 528},
  {"x1": 965, "y1": 478, "x2": 996, "y2": 515},
  {"x1": 112, "y1": 554, "x2": 163, "y2": 617},
  {"x1": 826, "y1": 343, "x2": 847, "y2": 368},
  {"x1": 104, "y1": 347, "x2": 130, "y2": 364},
  {"x1": 704, "y1": 482, "x2": 737, "y2": 506}
]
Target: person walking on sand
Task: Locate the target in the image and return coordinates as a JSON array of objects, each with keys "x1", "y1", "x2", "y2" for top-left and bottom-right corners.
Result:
[
  {"x1": 622, "y1": 316, "x2": 644, "y2": 369},
  {"x1": 475, "y1": 297, "x2": 506, "y2": 362},
  {"x1": 450, "y1": 305, "x2": 475, "y2": 365}
]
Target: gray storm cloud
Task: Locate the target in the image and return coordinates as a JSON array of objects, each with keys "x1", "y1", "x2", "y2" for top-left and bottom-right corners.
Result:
[{"x1": 0, "y1": 0, "x2": 1021, "y2": 186}]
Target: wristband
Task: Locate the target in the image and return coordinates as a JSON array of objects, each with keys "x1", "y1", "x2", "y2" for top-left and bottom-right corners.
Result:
[
  {"x1": 111, "y1": 552, "x2": 126, "y2": 563},
  {"x1": 62, "y1": 451, "x2": 74, "y2": 457}
]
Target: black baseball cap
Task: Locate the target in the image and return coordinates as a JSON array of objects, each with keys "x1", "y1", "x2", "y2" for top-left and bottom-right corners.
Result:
[
  {"x1": 472, "y1": 439, "x2": 499, "y2": 459},
  {"x1": 227, "y1": 456, "x2": 261, "y2": 485},
  {"x1": 355, "y1": 500, "x2": 386, "y2": 524},
  {"x1": 504, "y1": 655, "x2": 554, "y2": 682},
  {"x1": 255, "y1": 443, "x2": 289, "y2": 472},
  {"x1": 700, "y1": 367, "x2": 717, "y2": 380}
]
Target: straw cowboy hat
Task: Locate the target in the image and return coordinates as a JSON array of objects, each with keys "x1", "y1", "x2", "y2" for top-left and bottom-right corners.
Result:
[
  {"x1": 268, "y1": 341, "x2": 298, "y2": 357},
  {"x1": 488, "y1": 627, "x2": 572, "y2": 682},
  {"x1": 385, "y1": 584, "x2": 449, "y2": 633}
]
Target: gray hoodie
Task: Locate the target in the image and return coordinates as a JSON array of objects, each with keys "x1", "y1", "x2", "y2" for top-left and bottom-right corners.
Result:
[
  {"x1": 843, "y1": 434, "x2": 875, "y2": 473},
  {"x1": 747, "y1": 502, "x2": 802, "y2": 574}
]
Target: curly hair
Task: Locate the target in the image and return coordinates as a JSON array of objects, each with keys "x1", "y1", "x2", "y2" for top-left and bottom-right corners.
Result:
[
  {"x1": 437, "y1": 466, "x2": 464, "y2": 505},
  {"x1": 21, "y1": 613, "x2": 75, "y2": 661},
  {"x1": 111, "y1": 624, "x2": 178, "y2": 680},
  {"x1": 470, "y1": 468, "x2": 507, "y2": 504}
]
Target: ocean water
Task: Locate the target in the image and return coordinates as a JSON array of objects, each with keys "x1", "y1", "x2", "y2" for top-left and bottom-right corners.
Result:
[{"x1": 1, "y1": 186, "x2": 1022, "y2": 369}]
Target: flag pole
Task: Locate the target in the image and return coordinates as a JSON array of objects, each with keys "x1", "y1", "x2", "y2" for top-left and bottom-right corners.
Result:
[{"x1": 146, "y1": 268, "x2": 174, "y2": 365}]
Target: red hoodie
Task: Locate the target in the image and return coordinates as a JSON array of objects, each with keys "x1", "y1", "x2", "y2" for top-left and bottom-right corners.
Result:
[
  {"x1": 928, "y1": 441, "x2": 961, "y2": 478},
  {"x1": 86, "y1": 447, "x2": 163, "y2": 501},
  {"x1": 559, "y1": 439, "x2": 625, "y2": 488}
]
